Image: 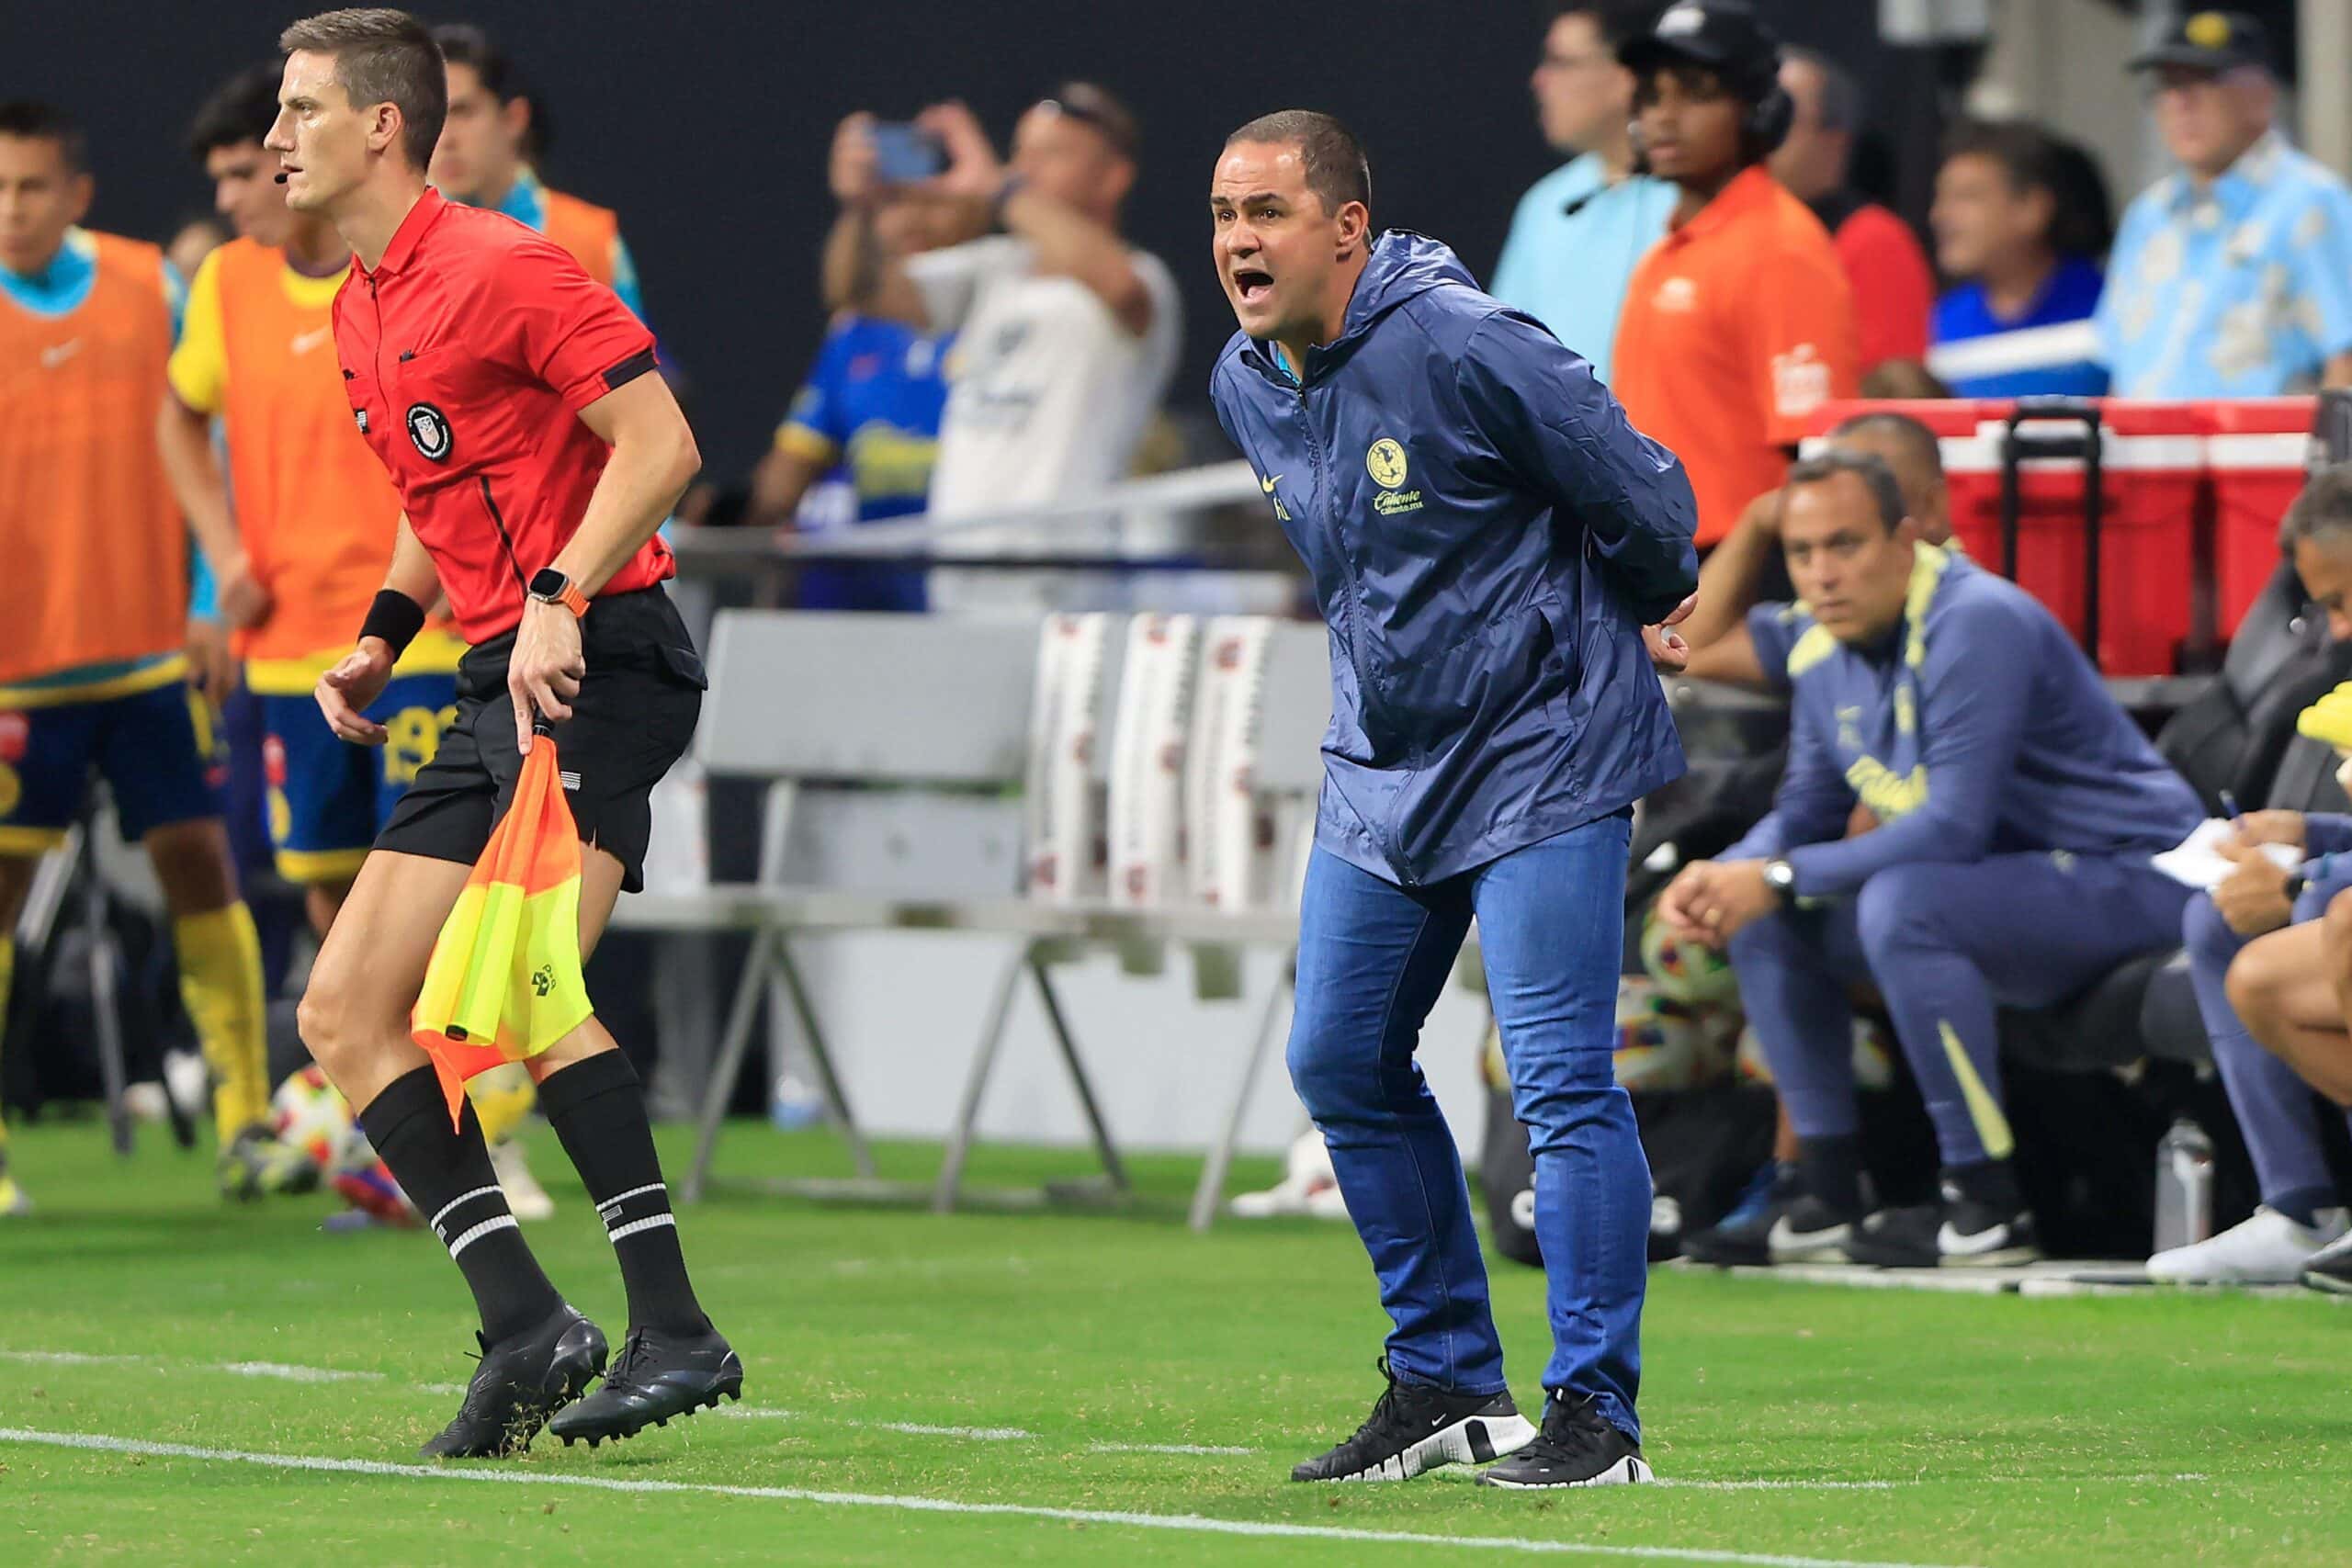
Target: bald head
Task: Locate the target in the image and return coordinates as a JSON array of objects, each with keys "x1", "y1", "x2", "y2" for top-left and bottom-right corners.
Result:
[{"x1": 1827, "y1": 412, "x2": 1949, "y2": 544}]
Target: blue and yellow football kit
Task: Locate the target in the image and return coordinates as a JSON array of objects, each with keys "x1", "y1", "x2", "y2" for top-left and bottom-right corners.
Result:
[{"x1": 775, "y1": 313, "x2": 949, "y2": 612}]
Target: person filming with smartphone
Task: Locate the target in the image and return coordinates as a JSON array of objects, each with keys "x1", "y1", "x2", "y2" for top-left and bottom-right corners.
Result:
[{"x1": 823, "y1": 86, "x2": 1180, "y2": 615}]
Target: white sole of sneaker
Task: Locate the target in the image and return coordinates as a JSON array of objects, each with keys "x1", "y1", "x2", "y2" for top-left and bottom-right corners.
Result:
[
  {"x1": 2302, "y1": 1269, "x2": 2352, "y2": 1296},
  {"x1": 1478, "y1": 1453, "x2": 1657, "y2": 1489},
  {"x1": 1768, "y1": 1245, "x2": 1853, "y2": 1265},
  {"x1": 1939, "y1": 1246, "x2": 2040, "y2": 1268},
  {"x1": 1306, "y1": 1410, "x2": 1540, "y2": 1482}
]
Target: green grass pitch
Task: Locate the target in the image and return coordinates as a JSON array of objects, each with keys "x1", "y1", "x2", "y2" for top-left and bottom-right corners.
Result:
[{"x1": 1, "y1": 1117, "x2": 2346, "y2": 1565}]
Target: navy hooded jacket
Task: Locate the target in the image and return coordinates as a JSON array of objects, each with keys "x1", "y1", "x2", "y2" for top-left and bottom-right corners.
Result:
[{"x1": 1210, "y1": 231, "x2": 1700, "y2": 886}]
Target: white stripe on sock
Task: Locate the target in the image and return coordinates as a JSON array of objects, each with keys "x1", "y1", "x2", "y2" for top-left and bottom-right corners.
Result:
[
  {"x1": 429, "y1": 1186, "x2": 503, "y2": 1234},
  {"x1": 604, "y1": 1214, "x2": 676, "y2": 1245},
  {"x1": 594, "y1": 1183, "x2": 668, "y2": 1215},
  {"x1": 445, "y1": 1214, "x2": 518, "y2": 1259}
]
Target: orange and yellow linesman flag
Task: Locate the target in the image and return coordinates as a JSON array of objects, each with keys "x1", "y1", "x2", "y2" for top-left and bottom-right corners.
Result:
[{"x1": 410, "y1": 730, "x2": 594, "y2": 1128}]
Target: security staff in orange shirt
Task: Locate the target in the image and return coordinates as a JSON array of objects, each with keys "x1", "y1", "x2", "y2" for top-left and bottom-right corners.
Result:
[{"x1": 1610, "y1": 2, "x2": 1858, "y2": 547}]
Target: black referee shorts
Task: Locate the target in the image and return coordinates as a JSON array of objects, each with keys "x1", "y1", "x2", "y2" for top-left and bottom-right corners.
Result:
[{"x1": 375, "y1": 587, "x2": 705, "y2": 893}]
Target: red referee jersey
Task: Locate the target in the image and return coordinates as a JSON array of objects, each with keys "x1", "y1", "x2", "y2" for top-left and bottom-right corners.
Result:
[{"x1": 333, "y1": 187, "x2": 671, "y2": 644}]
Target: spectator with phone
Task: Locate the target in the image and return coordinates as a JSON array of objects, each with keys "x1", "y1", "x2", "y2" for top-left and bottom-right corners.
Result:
[
  {"x1": 736, "y1": 126, "x2": 964, "y2": 611},
  {"x1": 831, "y1": 86, "x2": 1181, "y2": 614}
]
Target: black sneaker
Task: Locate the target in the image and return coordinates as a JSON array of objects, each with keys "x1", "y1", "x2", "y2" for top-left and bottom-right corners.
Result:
[
  {"x1": 2300, "y1": 1229, "x2": 2352, "y2": 1295},
  {"x1": 1289, "y1": 1357, "x2": 1536, "y2": 1482},
  {"x1": 1846, "y1": 1192, "x2": 2038, "y2": 1269},
  {"x1": 1477, "y1": 1392, "x2": 1652, "y2": 1488},
  {"x1": 548, "y1": 1323, "x2": 743, "y2": 1448},
  {"x1": 1683, "y1": 1164, "x2": 1800, "y2": 1266},
  {"x1": 421, "y1": 1303, "x2": 607, "y2": 1459},
  {"x1": 1764, "y1": 1193, "x2": 1860, "y2": 1263}
]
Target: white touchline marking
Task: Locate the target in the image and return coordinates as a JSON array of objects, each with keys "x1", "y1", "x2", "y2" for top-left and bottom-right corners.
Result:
[
  {"x1": 715, "y1": 1409, "x2": 1033, "y2": 1442},
  {"x1": 0, "y1": 1349, "x2": 2211, "y2": 1493},
  {"x1": 1432, "y1": 1468, "x2": 1896, "y2": 1494},
  {"x1": 218, "y1": 1362, "x2": 386, "y2": 1383},
  {"x1": 0, "y1": 1427, "x2": 1981, "y2": 1568},
  {"x1": 1654, "y1": 1479, "x2": 1895, "y2": 1493}
]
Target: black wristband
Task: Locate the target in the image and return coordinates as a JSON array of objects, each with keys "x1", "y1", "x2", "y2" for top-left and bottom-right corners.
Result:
[{"x1": 358, "y1": 589, "x2": 426, "y2": 659}]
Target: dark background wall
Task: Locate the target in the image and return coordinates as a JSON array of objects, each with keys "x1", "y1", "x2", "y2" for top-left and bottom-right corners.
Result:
[{"x1": 12, "y1": 0, "x2": 1894, "y2": 483}]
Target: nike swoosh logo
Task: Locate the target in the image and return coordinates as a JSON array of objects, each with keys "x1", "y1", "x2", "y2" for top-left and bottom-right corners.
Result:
[
  {"x1": 1769, "y1": 1219, "x2": 1850, "y2": 1250},
  {"x1": 1936, "y1": 1223, "x2": 2019, "y2": 1256},
  {"x1": 40, "y1": 339, "x2": 81, "y2": 368},
  {"x1": 1260, "y1": 473, "x2": 1283, "y2": 493},
  {"x1": 288, "y1": 326, "x2": 334, "y2": 355}
]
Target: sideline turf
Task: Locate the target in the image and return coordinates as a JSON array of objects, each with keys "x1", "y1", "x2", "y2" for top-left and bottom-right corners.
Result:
[{"x1": 1, "y1": 1118, "x2": 2346, "y2": 1566}]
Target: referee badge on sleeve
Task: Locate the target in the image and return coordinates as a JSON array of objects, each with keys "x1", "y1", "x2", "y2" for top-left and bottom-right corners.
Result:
[
  {"x1": 355, "y1": 408, "x2": 369, "y2": 434},
  {"x1": 405, "y1": 401, "x2": 454, "y2": 462}
]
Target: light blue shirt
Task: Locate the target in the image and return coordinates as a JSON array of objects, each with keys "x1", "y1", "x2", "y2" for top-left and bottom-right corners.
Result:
[
  {"x1": 2096, "y1": 131, "x2": 2352, "y2": 397},
  {"x1": 1488, "y1": 152, "x2": 1676, "y2": 385}
]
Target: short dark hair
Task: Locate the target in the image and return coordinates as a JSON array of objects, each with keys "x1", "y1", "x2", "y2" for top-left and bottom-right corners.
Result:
[
  {"x1": 1039, "y1": 82, "x2": 1138, "y2": 163},
  {"x1": 277, "y1": 7, "x2": 445, "y2": 173},
  {"x1": 1548, "y1": 1, "x2": 1666, "y2": 49},
  {"x1": 1224, "y1": 109, "x2": 1370, "y2": 216},
  {"x1": 1783, "y1": 449, "x2": 1907, "y2": 533},
  {"x1": 1940, "y1": 118, "x2": 2113, "y2": 260},
  {"x1": 1829, "y1": 411, "x2": 1946, "y2": 487},
  {"x1": 187, "y1": 63, "x2": 285, "y2": 164},
  {"x1": 0, "y1": 100, "x2": 88, "y2": 174},
  {"x1": 2281, "y1": 464, "x2": 2352, "y2": 553},
  {"x1": 1781, "y1": 45, "x2": 1860, "y2": 134},
  {"x1": 431, "y1": 23, "x2": 550, "y2": 159}
]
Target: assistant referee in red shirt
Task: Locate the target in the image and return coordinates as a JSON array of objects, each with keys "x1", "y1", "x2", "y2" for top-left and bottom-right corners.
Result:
[{"x1": 267, "y1": 8, "x2": 736, "y2": 1459}]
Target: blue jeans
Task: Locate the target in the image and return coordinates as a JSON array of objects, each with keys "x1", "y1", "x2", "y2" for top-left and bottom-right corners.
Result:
[{"x1": 1287, "y1": 811, "x2": 1645, "y2": 1441}]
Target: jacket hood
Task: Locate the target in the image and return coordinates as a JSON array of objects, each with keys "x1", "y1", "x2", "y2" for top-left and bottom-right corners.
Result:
[
  {"x1": 1344, "y1": 231, "x2": 1476, "y2": 330},
  {"x1": 1244, "y1": 230, "x2": 1477, "y2": 385}
]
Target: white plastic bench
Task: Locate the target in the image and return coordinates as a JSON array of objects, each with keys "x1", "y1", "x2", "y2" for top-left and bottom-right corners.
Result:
[{"x1": 627, "y1": 609, "x2": 1329, "y2": 1225}]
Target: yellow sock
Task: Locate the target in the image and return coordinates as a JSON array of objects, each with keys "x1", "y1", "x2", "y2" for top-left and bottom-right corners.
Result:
[
  {"x1": 470, "y1": 1061, "x2": 538, "y2": 1145},
  {"x1": 175, "y1": 905, "x2": 269, "y2": 1145}
]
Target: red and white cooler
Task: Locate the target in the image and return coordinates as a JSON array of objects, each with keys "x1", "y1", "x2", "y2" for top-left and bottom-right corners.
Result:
[
  {"x1": 1802, "y1": 399, "x2": 2201, "y2": 675},
  {"x1": 2204, "y1": 397, "x2": 2315, "y2": 637}
]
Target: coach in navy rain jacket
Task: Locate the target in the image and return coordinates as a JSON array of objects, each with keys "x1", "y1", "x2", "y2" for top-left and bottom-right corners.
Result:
[
  {"x1": 1211, "y1": 231, "x2": 1698, "y2": 887},
  {"x1": 1206, "y1": 109, "x2": 1694, "y2": 1489}
]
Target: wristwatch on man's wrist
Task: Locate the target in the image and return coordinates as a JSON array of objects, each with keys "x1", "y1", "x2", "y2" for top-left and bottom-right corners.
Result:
[
  {"x1": 1762, "y1": 858, "x2": 1796, "y2": 897},
  {"x1": 527, "y1": 568, "x2": 589, "y2": 617}
]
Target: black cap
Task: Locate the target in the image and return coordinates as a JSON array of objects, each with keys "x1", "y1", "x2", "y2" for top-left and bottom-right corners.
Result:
[
  {"x1": 2127, "y1": 10, "x2": 2272, "y2": 76},
  {"x1": 1618, "y1": 1, "x2": 1783, "y2": 98}
]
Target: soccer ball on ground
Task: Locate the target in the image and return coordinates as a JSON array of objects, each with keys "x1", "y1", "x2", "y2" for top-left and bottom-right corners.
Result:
[{"x1": 269, "y1": 1065, "x2": 359, "y2": 1177}]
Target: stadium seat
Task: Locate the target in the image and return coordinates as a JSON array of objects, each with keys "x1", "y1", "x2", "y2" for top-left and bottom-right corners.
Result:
[{"x1": 2156, "y1": 558, "x2": 2349, "y2": 814}]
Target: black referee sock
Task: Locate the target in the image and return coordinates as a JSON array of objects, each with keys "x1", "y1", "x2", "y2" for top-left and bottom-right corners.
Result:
[
  {"x1": 537, "y1": 1050, "x2": 711, "y2": 1336},
  {"x1": 357, "y1": 1066, "x2": 564, "y2": 1345}
]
